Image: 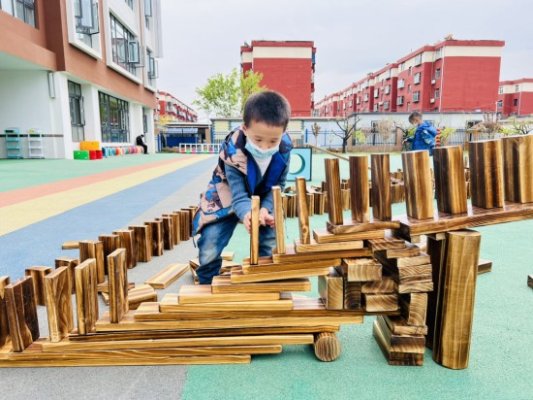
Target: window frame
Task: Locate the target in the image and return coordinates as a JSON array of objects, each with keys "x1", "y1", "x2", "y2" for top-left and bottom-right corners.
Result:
[
  {"x1": 99, "y1": 91, "x2": 130, "y2": 143},
  {"x1": 68, "y1": 81, "x2": 86, "y2": 142}
]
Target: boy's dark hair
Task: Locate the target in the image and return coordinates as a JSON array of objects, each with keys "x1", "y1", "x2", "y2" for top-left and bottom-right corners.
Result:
[
  {"x1": 408, "y1": 111, "x2": 422, "y2": 124},
  {"x1": 243, "y1": 91, "x2": 291, "y2": 130}
]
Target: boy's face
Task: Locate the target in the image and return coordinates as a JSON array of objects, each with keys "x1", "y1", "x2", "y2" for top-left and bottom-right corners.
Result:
[
  {"x1": 242, "y1": 121, "x2": 284, "y2": 150},
  {"x1": 411, "y1": 116, "x2": 423, "y2": 126}
]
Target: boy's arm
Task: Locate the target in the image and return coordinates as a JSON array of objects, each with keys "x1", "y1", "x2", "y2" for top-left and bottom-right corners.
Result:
[
  {"x1": 225, "y1": 165, "x2": 251, "y2": 221},
  {"x1": 261, "y1": 158, "x2": 290, "y2": 213}
]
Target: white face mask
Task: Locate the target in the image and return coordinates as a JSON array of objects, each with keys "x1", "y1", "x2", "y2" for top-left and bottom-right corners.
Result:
[{"x1": 245, "y1": 139, "x2": 279, "y2": 160}]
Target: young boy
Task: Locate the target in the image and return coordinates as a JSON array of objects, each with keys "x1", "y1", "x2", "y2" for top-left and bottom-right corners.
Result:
[
  {"x1": 405, "y1": 112, "x2": 438, "y2": 155},
  {"x1": 192, "y1": 91, "x2": 292, "y2": 284}
]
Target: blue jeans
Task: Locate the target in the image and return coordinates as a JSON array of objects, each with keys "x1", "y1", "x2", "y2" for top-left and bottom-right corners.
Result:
[{"x1": 197, "y1": 214, "x2": 276, "y2": 284}]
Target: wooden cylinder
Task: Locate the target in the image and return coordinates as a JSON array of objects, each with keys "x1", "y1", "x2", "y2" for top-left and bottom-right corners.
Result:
[
  {"x1": 349, "y1": 155, "x2": 370, "y2": 222},
  {"x1": 402, "y1": 150, "x2": 434, "y2": 220},
  {"x1": 371, "y1": 153, "x2": 391, "y2": 221},
  {"x1": 313, "y1": 332, "x2": 341, "y2": 362},
  {"x1": 468, "y1": 139, "x2": 504, "y2": 209},
  {"x1": 325, "y1": 158, "x2": 344, "y2": 225},
  {"x1": 502, "y1": 134, "x2": 533, "y2": 203},
  {"x1": 433, "y1": 230, "x2": 481, "y2": 369},
  {"x1": 250, "y1": 196, "x2": 260, "y2": 265},
  {"x1": 433, "y1": 146, "x2": 468, "y2": 215},
  {"x1": 113, "y1": 229, "x2": 137, "y2": 269},
  {"x1": 79, "y1": 240, "x2": 106, "y2": 284},
  {"x1": 24, "y1": 266, "x2": 52, "y2": 306},
  {"x1": 128, "y1": 225, "x2": 152, "y2": 263},
  {"x1": 296, "y1": 177, "x2": 311, "y2": 244},
  {"x1": 272, "y1": 186, "x2": 286, "y2": 254}
]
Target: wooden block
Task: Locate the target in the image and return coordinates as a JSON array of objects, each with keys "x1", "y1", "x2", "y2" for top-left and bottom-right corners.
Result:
[
  {"x1": 144, "y1": 263, "x2": 188, "y2": 289},
  {"x1": 433, "y1": 146, "x2": 468, "y2": 215},
  {"x1": 272, "y1": 187, "x2": 286, "y2": 254},
  {"x1": 108, "y1": 249, "x2": 129, "y2": 323},
  {"x1": 145, "y1": 221, "x2": 163, "y2": 257},
  {"x1": 177, "y1": 285, "x2": 280, "y2": 304},
  {"x1": 242, "y1": 257, "x2": 341, "y2": 275},
  {"x1": 402, "y1": 150, "x2": 434, "y2": 220},
  {"x1": 502, "y1": 134, "x2": 533, "y2": 203},
  {"x1": 162, "y1": 297, "x2": 294, "y2": 313},
  {"x1": 400, "y1": 293, "x2": 428, "y2": 326},
  {"x1": 339, "y1": 258, "x2": 382, "y2": 282},
  {"x1": 113, "y1": 229, "x2": 137, "y2": 268},
  {"x1": 98, "y1": 234, "x2": 121, "y2": 273},
  {"x1": 375, "y1": 243, "x2": 420, "y2": 259},
  {"x1": 349, "y1": 155, "x2": 370, "y2": 222},
  {"x1": 318, "y1": 269, "x2": 344, "y2": 310},
  {"x1": 367, "y1": 237, "x2": 406, "y2": 251},
  {"x1": 211, "y1": 276, "x2": 311, "y2": 294},
  {"x1": 314, "y1": 332, "x2": 341, "y2": 362},
  {"x1": 343, "y1": 280, "x2": 362, "y2": 310},
  {"x1": 178, "y1": 210, "x2": 191, "y2": 241},
  {"x1": 44, "y1": 267, "x2": 74, "y2": 343},
  {"x1": 79, "y1": 240, "x2": 106, "y2": 283},
  {"x1": 129, "y1": 225, "x2": 152, "y2": 263},
  {"x1": 365, "y1": 293, "x2": 399, "y2": 312},
  {"x1": 469, "y1": 139, "x2": 505, "y2": 209},
  {"x1": 326, "y1": 219, "x2": 400, "y2": 234},
  {"x1": 307, "y1": 192, "x2": 315, "y2": 216},
  {"x1": 128, "y1": 284, "x2": 157, "y2": 310},
  {"x1": 74, "y1": 259, "x2": 99, "y2": 335},
  {"x1": 230, "y1": 267, "x2": 331, "y2": 284},
  {"x1": 97, "y1": 281, "x2": 134, "y2": 294},
  {"x1": 375, "y1": 251, "x2": 430, "y2": 269},
  {"x1": 221, "y1": 251, "x2": 234, "y2": 261},
  {"x1": 5, "y1": 277, "x2": 39, "y2": 352},
  {"x1": 373, "y1": 317, "x2": 424, "y2": 366},
  {"x1": 160, "y1": 216, "x2": 174, "y2": 251},
  {"x1": 0, "y1": 277, "x2": 10, "y2": 348},
  {"x1": 296, "y1": 177, "x2": 311, "y2": 244},
  {"x1": 24, "y1": 266, "x2": 52, "y2": 306},
  {"x1": 61, "y1": 241, "x2": 79, "y2": 250},
  {"x1": 250, "y1": 195, "x2": 260, "y2": 265},
  {"x1": 341, "y1": 188, "x2": 351, "y2": 210},
  {"x1": 384, "y1": 315, "x2": 428, "y2": 336},
  {"x1": 294, "y1": 238, "x2": 363, "y2": 253},
  {"x1": 371, "y1": 153, "x2": 391, "y2": 221},
  {"x1": 55, "y1": 257, "x2": 79, "y2": 294},
  {"x1": 314, "y1": 228, "x2": 385, "y2": 243},
  {"x1": 361, "y1": 277, "x2": 396, "y2": 294},
  {"x1": 325, "y1": 158, "x2": 344, "y2": 225},
  {"x1": 272, "y1": 245, "x2": 372, "y2": 264},
  {"x1": 433, "y1": 230, "x2": 480, "y2": 369},
  {"x1": 170, "y1": 212, "x2": 181, "y2": 245},
  {"x1": 478, "y1": 258, "x2": 492, "y2": 275}
]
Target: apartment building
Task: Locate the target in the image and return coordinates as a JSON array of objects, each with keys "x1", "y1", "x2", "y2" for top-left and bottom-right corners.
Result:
[
  {"x1": 158, "y1": 91, "x2": 197, "y2": 123},
  {"x1": 498, "y1": 78, "x2": 533, "y2": 117}
]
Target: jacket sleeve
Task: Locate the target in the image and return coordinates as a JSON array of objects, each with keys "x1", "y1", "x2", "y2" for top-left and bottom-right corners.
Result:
[
  {"x1": 421, "y1": 125, "x2": 437, "y2": 145},
  {"x1": 260, "y1": 158, "x2": 291, "y2": 213},
  {"x1": 225, "y1": 165, "x2": 251, "y2": 221}
]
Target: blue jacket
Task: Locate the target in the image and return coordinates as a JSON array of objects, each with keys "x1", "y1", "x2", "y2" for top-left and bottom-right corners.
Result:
[{"x1": 408, "y1": 121, "x2": 437, "y2": 155}]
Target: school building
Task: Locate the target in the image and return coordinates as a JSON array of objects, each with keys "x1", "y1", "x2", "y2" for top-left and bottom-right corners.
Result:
[
  {"x1": 315, "y1": 38, "x2": 505, "y2": 118},
  {"x1": 240, "y1": 40, "x2": 316, "y2": 117},
  {"x1": 0, "y1": 0, "x2": 163, "y2": 159},
  {"x1": 157, "y1": 91, "x2": 197, "y2": 123},
  {"x1": 497, "y1": 78, "x2": 533, "y2": 117}
]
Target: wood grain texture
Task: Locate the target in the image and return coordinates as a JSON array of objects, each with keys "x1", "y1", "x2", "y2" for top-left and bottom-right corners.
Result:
[
  {"x1": 296, "y1": 177, "x2": 311, "y2": 244},
  {"x1": 318, "y1": 269, "x2": 344, "y2": 310},
  {"x1": 349, "y1": 155, "x2": 370, "y2": 222},
  {"x1": 129, "y1": 225, "x2": 152, "y2": 263},
  {"x1": 384, "y1": 315, "x2": 428, "y2": 336},
  {"x1": 0, "y1": 277, "x2": 10, "y2": 348},
  {"x1": 364, "y1": 293, "x2": 399, "y2": 312},
  {"x1": 477, "y1": 258, "x2": 492, "y2": 275},
  {"x1": 108, "y1": 249, "x2": 129, "y2": 323},
  {"x1": 98, "y1": 234, "x2": 121, "y2": 274},
  {"x1": 272, "y1": 245, "x2": 372, "y2": 264},
  {"x1": 250, "y1": 196, "x2": 260, "y2": 265},
  {"x1": 400, "y1": 293, "x2": 428, "y2": 326},
  {"x1": 375, "y1": 243, "x2": 420, "y2": 258},
  {"x1": 433, "y1": 230, "x2": 480, "y2": 369},
  {"x1": 24, "y1": 266, "x2": 51, "y2": 306},
  {"x1": 230, "y1": 267, "x2": 331, "y2": 284},
  {"x1": 339, "y1": 258, "x2": 382, "y2": 282},
  {"x1": 313, "y1": 228, "x2": 385, "y2": 244},
  {"x1": 113, "y1": 229, "x2": 137, "y2": 268},
  {"x1": 294, "y1": 238, "x2": 363, "y2": 253},
  {"x1": 74, "y1": 259, "x2": 99, "y2": 335},
  {"x1": 242, "y1": 258, "x2": 341, "y2": 275},
  {"x1": 469, "y1": 139, "x2": 505, "y2": 209},
  {"x1": 314, "y1": 332, "x2": 341, "y2": 362},
  {"x1": 145, "y1": 221, "x2": 164, "y2": 257},
  {"x1": 170, "y1": 212, "x2": 181, "y2": 245},
  {"x1": 163, "y1": 298, "x2": 294, "y2": 313},
  {"x1": 326, "y1": 218, "x2": 400, "y2": 234},
  {"x1": 325, "y1": 158, "x2": 344, "y2": 225},
  {"x1": 178, "y1": 210, "x2": 191, "y2": 241},
  {"x1": 145, "y1": 263, "x2": 188, "y2": 289},
  {"x1": 402, "y1": 150, "x2": 434, "y2": 220},
  {"x1": 272, "y1": 186, "x2": 286, "y2": 254},
  {"x1": 177, "y1": 285, "x2": 280, "y2": 304},
  {"x1": 433, "y1": 146, "x2": 468, "y2": 215},
  {"x1": 44, "y1": 267, "x2": 74, "y2": 343},
  {"x1": 55, "y1": 257, "x2": 79, "y2": 294},
  {"x1": 373, "y1": 317, "x2": 424, "y2": 366},
  {"x1": 5, "y1": 277, "x2": 39, "y2": 351},
  {"x1": 502, "y1": 134, "x2": 533, "y2": 203},
  {"x1": 128, "y1": 284, "x2": 157, "y2": 310},
  {"x1": 79, "y1": 240, "x2": 106, "y2": 283},
  {"x1": 361, "y1": 277, "x2": 397, "y2": 294},
  {"x1": 61, "y1": 241, "x2": 79, "y2": 250},
  {"x1": 367, "y1": 237, "x2": 406, "y2": 251},
  {"x1": 371, "y1": 153, "x2": 391, "y2": 221},
  {"x1": 161, "y1": 216, "x2": 174, "y2": 251},
  {"x1": 211, "y1": 276, "x2": 311, "y2": 294}
]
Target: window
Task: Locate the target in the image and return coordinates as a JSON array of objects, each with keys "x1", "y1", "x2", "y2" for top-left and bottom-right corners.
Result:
[
  {"x1": 397, "y1": 96, "x2": 404, "y2": 105},
  {"x1": 398, "y1": 79, "x2": 405, "y2": 89},
  {"x1": 514, "y1": 98, "x2": 519, "y2": 106},
  {"x1": 497, "y1": 100, "x2": 503, "y2": 108},
  {"x1": 414, "y1": 72, "x2": 422, "y2": 85},
  {"x1": 413, "y1": 91, "x2": 420, "y2": 102},
  {"x1": 144, "y1": 0, "x2": 152, "y2": 29},
  {"x1": 364, "y1": 94, "x2": 369, "y2": 102},
  {"x1": 99, "y1": 92, "x2": 130, "y2": 142},
  {"x1": 68, "y1": 81, "x2": 85, "y2": 142},
  {"x1": 373, "y1": 104, "x2": 378, "y2": 112},
  {"x1": 143, "y1": 113, "x2": 148, "y2": 134},
  {"x1": 356, "y1": 97, "x2": 360, "y2": 105},
  {"x1": 408, "y1": 67, "x2": 412, "y2": 76},
  {"x1": 384, "y1": 101, "x2": 389, "y2": 110},
  {"x1": 374, "y1": 89, "x2": 379, "y2": 98},
  {"x1": 74, "y1": 0, "x2": 99, "y2": 47},
  {"x1": 414, "y1": 54, "x2": 423, "y2": 66},
  {"x1": 13, "y1": 0, "x2": 36, "y2": 27},
  {"x1": 124, "y1": 0, "x2": 133, "y2": 8},
  {"x1": 435, "y1": 68, "x2": 441, "y2": 79},
  {"x1": 498, "y1": 86, "x2": 503, "y2": 94},
  {"x1": 515, "y1": 85, "x2": 520, "y2": 92},
  {"x1": 110, "y1": 14, "x2": 140, "y2": 75},
  {"x1": 435, "y1": 48, "x2": 442, "y2": 59},
  {"x1": 407, "y1": 84, "x2": 411, "y2": 93},
  {"x1": 146, "y1": 48, "x2": 158, "y2": 86},
  {"x1": 435, "y1": 89, "x2": 440, "y2": 99},
  {"x1": 385, "y1": 85, "x2": 390, "y2": 94}
]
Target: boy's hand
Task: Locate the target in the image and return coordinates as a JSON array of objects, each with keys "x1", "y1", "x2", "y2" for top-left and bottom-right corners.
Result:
[
  {"x1": 260, "y1": 208, "x2": 275, "y2": 228},
  {"x1": 243, "y1": 212, "x2": 252, "y2": 233}
]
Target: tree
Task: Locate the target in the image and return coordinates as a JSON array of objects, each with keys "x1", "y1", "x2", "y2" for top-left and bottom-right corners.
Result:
[
  {"x1": 508, "y1": 117, "x2": 533, "y2": 135},
  {"x1": 311, "y1": 122, "x2": 321, "y2": 145},
  {"x1": 240, "y1": 70, "x2": 266, "y2": 112},
  {"x1": 333, "y1": 115, "x2": 361, "y2": 153}
]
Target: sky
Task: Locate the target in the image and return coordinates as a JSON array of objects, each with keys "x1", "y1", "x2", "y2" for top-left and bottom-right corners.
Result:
[{"x1": 158, "y1": 0, "x2": 533, "y2": 113}]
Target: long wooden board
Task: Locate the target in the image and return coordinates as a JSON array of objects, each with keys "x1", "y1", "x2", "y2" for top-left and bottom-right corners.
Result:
[
  {"x1": 230, "y1": 267, "x2": 331, "y2": 284},
  {"x1": 5, "y1": 277, "x2": 40, "y2": 351},
  {"x1": 272, "y1": 245, "x2": 372, "y2": 263},
  {"x1": 326, "y1": 219, "x2": 400, "y2": 234},
  {"x1": 211, "y1": 276, "x2": 311, "y2": 294},
  {"x1": 44, "y1": 267, "x2": 74, "y2": 343},
  {"x1": 242, "y1": 258, "x2": 341, "y2": 275},
  {"x1": 177, "y1": 285, "x2": 281, "y2": 304},
  {"x1": 294, "y1": 238, "x2": 363, "y2": 253},
  {"x1": 313, "y1": 228, "x2": 385, "y2": 244},
  {"x1": 145, "y1": 263, "x2": 188, "y2": 289}
]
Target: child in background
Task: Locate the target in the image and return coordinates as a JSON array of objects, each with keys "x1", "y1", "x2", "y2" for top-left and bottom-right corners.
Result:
[
  {"x1": 192, "y1": 91, "x2": 293, "y2": 284},
  {"x1": 405, "y1": 111, "x2": 438, "y2": 155}
]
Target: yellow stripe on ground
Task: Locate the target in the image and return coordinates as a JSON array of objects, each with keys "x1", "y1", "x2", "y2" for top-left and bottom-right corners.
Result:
[{"x1": 0, "y1": 155, "x2": 209, "y2": 236}]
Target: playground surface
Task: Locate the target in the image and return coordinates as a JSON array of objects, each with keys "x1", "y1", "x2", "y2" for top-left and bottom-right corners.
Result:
[{"x1": 0, "y1": 152, "x2": 532, "y2": 400}]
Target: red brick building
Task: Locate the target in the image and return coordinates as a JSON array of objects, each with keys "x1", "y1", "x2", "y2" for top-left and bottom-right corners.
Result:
[
  {"x1": 315, "y1": 38, "x2": 505, "y2": 117},
  {"x1": 158, "y1": 91, "x2": 198, "y2": 122},
  {"x1": 240, "y1": 40, "x2": 316, "y2": 117},
  {"x1": 498, "y1": 79, "x2": 533, "y2": 117}
]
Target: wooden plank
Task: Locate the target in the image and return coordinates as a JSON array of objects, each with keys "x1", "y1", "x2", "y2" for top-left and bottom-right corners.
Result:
[
  {"x1": 477, "y1": 258, "x2": 492, "y2": 275},
  {"x1": 61, "y1": 241, "x2": 79, "y2": 250},
  {"x1": 79, "y1": 240, "x2": 106, "y2": 283},
  {"x1": 211, "y1": 276, "x2": 311, "y2": 294},
  {"x1": 44, "y1": 267, "x2": 74, "y2": 343},
  {"x1": 433, "y1": 230, "x2": 480, "y2": 369},
  {"x1": 169, "y1": 212, "x2": 181, "y2": 245},
  {"x1": 145, "y1": 221, "x2": 164, "y2": 257},
  {"x1": 230, "y1": 267, "x2": 332, "y2": 284},
  {"x1": 242, "y1": 257, "x2": 339, "y2": 275},
  {"x1": 160, "y1": 216, "x2": 174, "y2": 251},
  {"x1": 98, "y1": 234, "x2": 121, "y2": 274},
  {"x1": 384, "y1": 315, "x2": 428, "y2": 336},
  {"x1": 375, "y1": 243, "x2": 420, "y2": 259},
  {"x1": 296, "y1": 177, "x2": 311, "y2": 244},
  {"x1": 177, "y1": 210, "x2": 191, "y2": 241},
  {"x1": 324, "y1": 158, "x2": 344, "y2": 225},
  {"x1": 113, "y1": 229, "x2": 137, "y2": 268},
  {"x1": 177, "y1": 285, "x2": 280, "y2": 304},
  {"x1": 5, "y1": 277, "x2": 39, "y2": 352},
  {"x1": 339, "y1": 258, "x2": 382, "y2": 282},
  {"x1": 294, "y1": 238, "x2": 363, "y2": 253},
  {"x1": 326, "y1": 219, "x2": 400, "y2": 234},
  {"x1": 108, "y1": 249, "x2": 128, "y2": 323},
  {"x1": 0, "y1": 277, "x2": 10, "y2": 348},
  {"x1": 373, "y1": 317, "x2": 424, "y2": 366},
  {"x1": 361, "y1": 277, "x2": 397, "y2": 294},
  {"x1": 400, "y1": 293, "x2": 428, "y2": 326},
  {"x1": 128, "y1": 284, "x2": 157, "y2": 310},
  {"x1": 374, "y1": 250, "x2": 430, "y2": 269},
  {"x1": 371, "y1": 153, "x2": 391, "y2": 221},
  {"x1": 221, "y1": 251, "x2": 235, "y2": 261},
  {"x1": 376, "y1": 316, "x2": 425, "y2": 353},
  {"x1": 250, "y1": 195, "x2": 260, "y2": 265},
  {"x1": 129, "y1": 225, "x2": 152, "y2": 263},
  {"x1": 74, "y1": 259, "x2": 99, "y2": 335},
  {"x1": 314, "y1": 228, "x2": 385, "y2": 244},
  {"x1": 313, "y1": 332, "x2": 340, "y2": 362},
  {"x1": 24, "y1": 266, "x2": 52, "y2": 306},
  {"x1": 469, "y1": 139, "x2": 505, "y2": 209},
  {"x1": 502, "y1": 134, "x2": 533, "y2": 203},
  {"x1": 433, "y1": 145, "x2": 468, "y2": 215},
  {"x1": 367, "y1": 237, "x2": 406, "y2": 251},
  {"x1": 364, "y1": 294, "x2": 398, "y2": 312},
  {"x1": 55, "y1": 257, "x2": 79, "y2": 294},
  {"x1": 349, "y1": 155, "x2": 370, "y2": 223},
  {"x1": 318, "y1": 269, "x2": 343, "y2": 310},
  {"x1": 272, "y1": 245, "x2": 372, "y2": 263},
  {"x1": 402, "y1": 150, "x2": 434, "y2": 220},
  {"x1": 162, "y1": 298, "x2": 294, "y2": 313},
  {"x1": 145, "y1": 263, "x2": 188, "y2": 289}
]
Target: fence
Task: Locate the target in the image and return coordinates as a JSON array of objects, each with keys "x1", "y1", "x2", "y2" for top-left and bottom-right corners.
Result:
[{"x1": 178, "y1": 143, "x2": 221, "y2": 154}]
